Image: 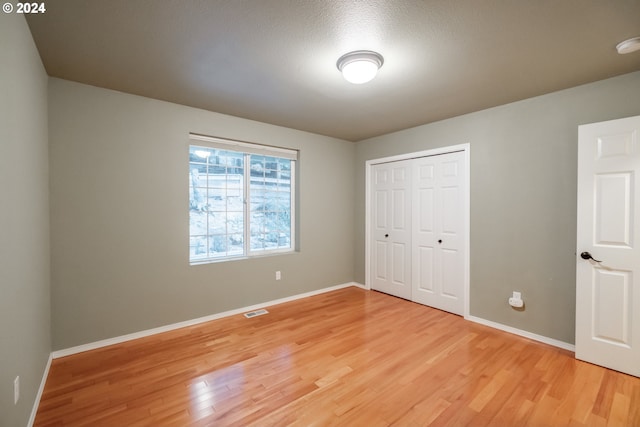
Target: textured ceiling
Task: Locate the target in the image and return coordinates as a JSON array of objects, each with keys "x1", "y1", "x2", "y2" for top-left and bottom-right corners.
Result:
[{"x1": 26, "y1": 0, "x2": 640, "y2": 141}]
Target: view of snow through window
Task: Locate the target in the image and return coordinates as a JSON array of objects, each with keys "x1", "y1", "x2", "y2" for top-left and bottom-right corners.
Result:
[{"x1": 189, "y1": 145, "x2": 293, "y2": 262}]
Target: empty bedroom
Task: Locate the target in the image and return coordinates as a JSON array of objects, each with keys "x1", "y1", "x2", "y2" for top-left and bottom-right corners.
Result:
[{"x1": 2, "y1": 1, "x2": 640, "y2": 426}]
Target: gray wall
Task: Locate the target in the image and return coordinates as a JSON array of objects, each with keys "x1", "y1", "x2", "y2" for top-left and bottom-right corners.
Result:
[
  {"x1": 0, "y1": 14, "x2": 51, "y2": 427},
  {"x1": 354, "y1": 71, "x2": 640, "y2": 344},
  {"x1": 49, "y1": 78, "x2": 355, "y2": 350}
]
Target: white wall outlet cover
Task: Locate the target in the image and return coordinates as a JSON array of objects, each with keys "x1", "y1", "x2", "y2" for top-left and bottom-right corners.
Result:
[{"x1": 508, "y1": 297, "x2": 524, "y2": 308}]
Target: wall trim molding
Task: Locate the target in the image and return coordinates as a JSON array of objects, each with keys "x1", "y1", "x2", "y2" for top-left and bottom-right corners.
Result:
[
  {"x1": 465, "y1": 314, "x2": 576, "y2": 352},
  {"x1": 28, "y1": 353, "x2": 52, "y2": 427},
  {"x1": 52, "y1": 282, "x2": 362, "y2": 359},
  {"x1": 48, "y1": 285, "x2": 573, "y2": 369}
]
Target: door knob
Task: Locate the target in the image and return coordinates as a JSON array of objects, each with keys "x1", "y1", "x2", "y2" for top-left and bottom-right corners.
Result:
[
  {"x1": 580, "y1": 252, "x2": 602, "y2": 262},
  {"x1": 385, "y1": 234, "x2": 389, "y2": 238},
  {"x1": 438, "y1": 239, "x2": 442, "y2": 244}
]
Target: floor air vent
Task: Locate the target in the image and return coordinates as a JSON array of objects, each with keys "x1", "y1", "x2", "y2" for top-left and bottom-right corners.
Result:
[{"x1": 243, "y1": 308, "x2": 269, "y2": 318}]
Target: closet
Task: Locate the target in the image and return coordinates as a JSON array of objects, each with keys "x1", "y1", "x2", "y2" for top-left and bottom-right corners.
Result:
[{"x1": 368, "y1": 148, "x2": 468, "y2": 315}]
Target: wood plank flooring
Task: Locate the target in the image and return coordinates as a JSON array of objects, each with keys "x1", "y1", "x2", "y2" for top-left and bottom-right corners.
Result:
[{"x1": 35, "y1": 287, "x2": 640, "y2": 426}]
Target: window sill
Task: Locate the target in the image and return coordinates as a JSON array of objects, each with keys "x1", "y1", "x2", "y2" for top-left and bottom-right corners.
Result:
[{"x1": 189, "y1": 248, "x2": 296, "y2": 266}]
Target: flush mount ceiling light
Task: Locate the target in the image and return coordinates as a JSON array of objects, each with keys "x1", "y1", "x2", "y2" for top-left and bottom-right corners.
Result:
[
  {"x1": 337, "y1": 50, "x2": 384, "y2": 84},
  {"x1": 616, "y1": 37, "x2": 640, "y2": 54}
]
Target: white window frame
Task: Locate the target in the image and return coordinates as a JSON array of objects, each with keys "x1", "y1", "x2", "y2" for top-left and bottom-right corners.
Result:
[{"x1": 189, "y1": 133, "x2": 297, "y2": 264}]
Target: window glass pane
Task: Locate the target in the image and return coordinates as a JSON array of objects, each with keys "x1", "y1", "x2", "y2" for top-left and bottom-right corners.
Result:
[
  {"x1": 207, "y1": 212, "x2": 225, "y2": 235},
  {"x1": 190, "y1": 143, "x2": 294, "y2": 263},
  {"x1": 264, "y1": 156, "x2": 278, "y2": 179},
  {"x1": 276, "y1": 211, "x2": 291, "y2": 230},
  {"x1": 250, "y1": 233, "x2": 265, "y2": 251},
  {"x1": 275, "y1": 191, "x2": 291, "y2": 207},
  {"x1": 250, "y1": 198, "x2": 263, "y2": 213},
  {"x1": 207, "y1": 188, "x2": 225, "y2": 211},
  {"x1": 209, "y1": 234, "x2": 227, "y2": 256},
  {"x1": 248, "y1": 154, "x2": 292, "y2": 253},
  {"x1": 227, "y1": 196, "x2": 243, "y2": 212},
  {"x1": 225, "y1": 177, "x2": 243, "y2": 197},
  {"x1": 189, "y1": 164, "x2": 208, "y2": 184},
  {"x1": 227, "y1": 212, "x2": 243, "y2": 234},
  {"x1": 189, "y1": 146, "x2": 246, "y2": 261},
  {"x1": 250, "y1": 212, "x2": 264, "y2": 234},
  {"x1": 261, "y1": 191, "x2": 278, "y2": 207},
  {"x1": 278, "y1": 233, "x2": 290, "y2": 248},
  {"x1": 228, "y1": 234, "x2": 244, "y2": 255},
  {"x1": 189, "y1": 147, "x2": 216, "y2": 163},
  {"x1": 265, "y1": 232, "x2": 279, "y2": 249},
  {"x1": 206, "y1": 172, "x2": 225, "y2": 188},
  {"x1": 189, "y1": 211, "x2": 207, "y2": 237},
  {"x1": 250, "y1": 155, "x2": 265, "y2": 178},
  {"x1": 190, "y1": 236, "x2": 208, "y2": 260},
  {"x1": 218, "y1": 151, "x2": 243, "y2": 167},
  {"x1": 189, "y1": 169, "x2": 207, "y2": 210},
  {"x1": 277, "y1": 157, "x2": 291, "y2": 171}
]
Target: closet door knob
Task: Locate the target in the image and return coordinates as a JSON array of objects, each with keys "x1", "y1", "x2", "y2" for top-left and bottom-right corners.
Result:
[{"x1": 438, "y1": 239, "x2": 442, "y2": 244}]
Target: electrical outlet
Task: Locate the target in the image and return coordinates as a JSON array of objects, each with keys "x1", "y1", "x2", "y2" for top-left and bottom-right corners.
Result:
[
  {"x1": 14, "y1": 376, "x2": 19, "y2": 405},
  {"x1": 275, "y1": 271, "x2": 281, "y2": 280},
  {"x1": 509, "y1": 291, "x2": 524, "y2": 308}
]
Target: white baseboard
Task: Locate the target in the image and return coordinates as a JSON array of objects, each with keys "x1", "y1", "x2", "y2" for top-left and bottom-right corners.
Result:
[
  {"x1": 28, "y1": 353, "x2": 52, "y2": 427},
  {"x1": 52, "y1": 282, "x2": 362, "y2": 359},
  {"x1": 50, "y1": 283, "x2": 573, "y2": 363},
  {"x1": 465, "y1": 315, "x2": 575, "y2": 352}
]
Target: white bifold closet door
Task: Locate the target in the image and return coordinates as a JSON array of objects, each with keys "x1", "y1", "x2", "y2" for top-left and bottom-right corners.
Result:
[
  {"x1": 370, "y1": 159, "x2": 413, "y2": 300},
  {"x1": 370, "y1": 150, "x2": 466, "y2": 315},
  {"x1": 411, "y1": 151, "x2": 465, "y2": 315}
]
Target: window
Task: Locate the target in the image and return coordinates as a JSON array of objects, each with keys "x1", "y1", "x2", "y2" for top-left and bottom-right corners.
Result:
[{"x1": 188, "y1": 134, "x2": 296, "y2": 264}]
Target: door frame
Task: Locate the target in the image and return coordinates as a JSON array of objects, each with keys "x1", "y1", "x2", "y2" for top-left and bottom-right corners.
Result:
[{"x1": 364, "y1": 143, "x2": 471, "y2": 317}]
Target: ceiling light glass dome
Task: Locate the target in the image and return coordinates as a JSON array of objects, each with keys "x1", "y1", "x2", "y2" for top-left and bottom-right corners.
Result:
[{"x1": 337, "y1": 50, "x2": 384, "y2": 84}]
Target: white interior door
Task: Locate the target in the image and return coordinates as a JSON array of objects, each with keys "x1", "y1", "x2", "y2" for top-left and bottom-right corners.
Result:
[
  {"x1": 412, "y1": 151, "x2": 466, "y2": 315},
  {"x1": 576, "y1": 115, "x2": 640, "y2": 377},
  {"x1": 370, "y1": 160, "x2": 412, "y2": 300}
]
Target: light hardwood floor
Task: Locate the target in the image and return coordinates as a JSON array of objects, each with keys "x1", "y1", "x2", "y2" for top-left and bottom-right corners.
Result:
[{"x1": 35, "y1": 287, "x2": 640, "y2": 426}]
